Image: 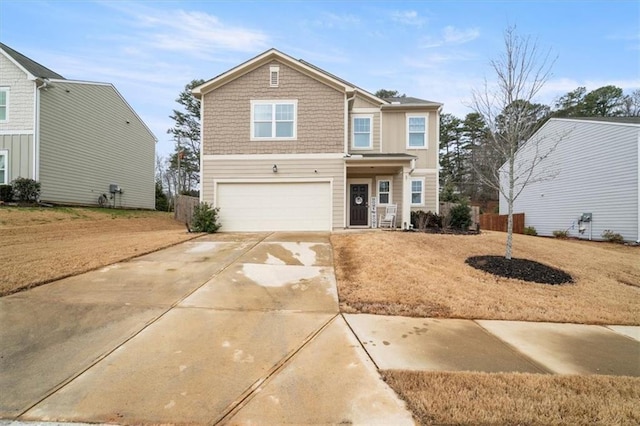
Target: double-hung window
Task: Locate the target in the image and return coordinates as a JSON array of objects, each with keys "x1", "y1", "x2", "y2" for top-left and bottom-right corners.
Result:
[
  {"x1": 0, "y1": 88, "x2": 8, "y2": 122},
  {"x1": 0, "y1": 150, "x2": 8, "y2": 185},
  {"x1": 407, "y1": 114, "x2": 428, "y2": 149},
  {"x1": 352, "y1": 115, "x2": 372, "y2": 149},
  {"x1": 411, "y1": 178, "x2": 424, "y2": 206},
  {"x1": 377, "y1": 178, "x2": 391, "y2": 205},
  {"x1": 251, "y1": 100, "x2": 297, "y2": 140}
]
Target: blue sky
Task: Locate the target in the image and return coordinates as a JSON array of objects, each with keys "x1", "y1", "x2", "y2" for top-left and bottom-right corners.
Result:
[{"x1": 1, "y1": 0, "x2": 638, "y2": 157}]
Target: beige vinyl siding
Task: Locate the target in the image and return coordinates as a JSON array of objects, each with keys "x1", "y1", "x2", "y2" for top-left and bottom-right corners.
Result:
[
  {"x1": 381, "y1": 109, "x2": 439, "y2": 169},
  {"x1": 202, "y1": 156, "x2": 345, "y2": 229},
  {"x1": 39, "y1": 81, "x2": 156, "y2": 209},
  {"x1": 0, "y1": 133, "x2": 32, "y2": 181},
  {"x1": 202, "y1": 60, "x2": 344, "y2": 155},
  {"x1": 352, "y1": 95, "x2": 379, "y2": 109},
  {"x1": 348, "y1": 111, "x2": 380, "y2": 153},
  {"x1": 0, "y1": 54, "x2": 34, "y2": 131}
]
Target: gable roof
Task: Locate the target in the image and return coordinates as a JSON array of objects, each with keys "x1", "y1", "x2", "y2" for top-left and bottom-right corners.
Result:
[
  {"x1": 0, "y1": 42, "x2": 65, "y2": 80},
  {"x1": 192, "y1": 48, "x2": 386, "y2": 105}
]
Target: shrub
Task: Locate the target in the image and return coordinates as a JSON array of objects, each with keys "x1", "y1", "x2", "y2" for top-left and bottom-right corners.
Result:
[
  {"x1": 523, "y1": 226, "x2": 538, "y2": 236},
  {"x1": 155, "y1": 181, "x2": 169, "y2": 211},
  {"x1": 411, "y1": 210, "x2": 442, "y2": 230},
  {"x1": 601, "y1": 230, "x2": 624, "y2": 244},
  {"x1": 11, "y1": 177, "x2": 40, "y2": 203},
  {"x1": 449, "y1": 201, "x2": 472, "y2": 230},
  {"x1": 191, "y1": 202, "x2": 221, "y2": 233},
  {"x1": 0, "y1": 184, "x2": 13, "y2": 202},
  {"x1": 553, "y1": 230, "x2": 569, "y2": 238}
]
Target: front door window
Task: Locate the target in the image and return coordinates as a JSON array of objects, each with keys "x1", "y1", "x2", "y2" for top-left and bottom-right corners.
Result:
[{"x1": 350, "y1": 184, "x2": 368, "y2": 226}]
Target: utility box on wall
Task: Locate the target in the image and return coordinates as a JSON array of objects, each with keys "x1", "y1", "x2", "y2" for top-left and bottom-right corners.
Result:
[{"x1": 580, "y1": 213, "x2": 592, "y2": 222}]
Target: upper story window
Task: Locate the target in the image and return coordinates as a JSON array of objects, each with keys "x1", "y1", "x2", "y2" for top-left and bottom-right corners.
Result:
[
  {"x1": 352, "y1": 115, "x2": 372, "y2": 149},
  {"x1": 407, "y1": 114, "x2": 428, "y2": 149},
  {"x1": 0, "y1": 150, "x2": 8, "y2": 185},
  {"x1": 411, "y1": 178, "x2": 424, "y2": 206},
  {"x1": 251, "y1": 100, "x2": 297, "y2": 140},
  {"x1": 269, "y1": 66, "x2": 280, "y2": 87},
  {"x1": 0, "y1": 88, "x2": 8, "y2": 122}
]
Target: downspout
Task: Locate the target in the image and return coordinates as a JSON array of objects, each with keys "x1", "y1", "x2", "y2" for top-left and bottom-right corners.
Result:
[
  {"x1": 637, "y1": 131, "x2": 640, "y2": 243},
  {"x1": 435, "y1": 105, "x2": 442, "y2": 214},
  {"x1": 34, "y1": 78, "x2": 50, "y2": 181}
]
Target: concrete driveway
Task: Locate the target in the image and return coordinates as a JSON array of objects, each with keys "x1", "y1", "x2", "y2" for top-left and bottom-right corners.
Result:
[{"x1": 0, "y1": 232, "x2": 412, "y2": 425}]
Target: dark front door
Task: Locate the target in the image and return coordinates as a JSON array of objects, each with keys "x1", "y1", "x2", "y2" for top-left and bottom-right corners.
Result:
[{"x1": 350, "y1": 184, "x2": 368, "y2": 226}]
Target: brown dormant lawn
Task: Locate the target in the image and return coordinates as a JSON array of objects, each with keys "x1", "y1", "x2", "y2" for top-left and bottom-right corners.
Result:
[
  {"x1": 331, "y1": 230, "x2": 639, "y2": 325},
  {"x1": 0, "y1": 206, "x2": 199, "y2": 296},
  {"x1": 382, "y1": 371, "x2": 640, "y2": 425}
]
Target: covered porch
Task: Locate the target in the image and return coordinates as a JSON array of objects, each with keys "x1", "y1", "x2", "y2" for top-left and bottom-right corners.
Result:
[{"x1": 344, "y1": 153, "x2": 416, "y2": 229}]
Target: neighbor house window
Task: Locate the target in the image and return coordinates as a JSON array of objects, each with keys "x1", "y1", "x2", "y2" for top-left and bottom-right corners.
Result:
[
  {"x1": 0, "y1": 150, "x2": 8, "y2": 185},
  {"x1": 251, "y1": 100, "x2": 297, "y2": 140},
  {"x1": 0, "y1": 88, "x2": 8, "y2": 122},
  {"x1": 407, "y1": 114, "x2": 428, "y2": 148},
  {"x1": 352, "y1": 115, "x2": 372, "y2": 149},
  {"x1": 411, "y1": 178, "x2": 424, "y2": 205},
  {"x1": 377, "y1": 178, "x2": 391, "y2": 205}
]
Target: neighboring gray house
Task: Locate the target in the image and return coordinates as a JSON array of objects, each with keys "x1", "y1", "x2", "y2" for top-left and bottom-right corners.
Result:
[
  {"x1": 0, "y1": 43, "x2": 157, "y2": 209},
  {"x1": 500, "y1": 117, "x2": 640, "y2": 243}
]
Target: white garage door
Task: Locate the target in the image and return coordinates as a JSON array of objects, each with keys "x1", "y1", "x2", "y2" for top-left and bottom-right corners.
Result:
[{"x1": 216, "y1": 181, "x2": 332, "y2": 231}]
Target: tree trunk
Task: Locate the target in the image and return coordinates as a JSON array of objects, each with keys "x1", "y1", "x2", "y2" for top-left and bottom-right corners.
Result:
[{"x1": 505, "y1": 157, "x2": 515, "y2": 260}]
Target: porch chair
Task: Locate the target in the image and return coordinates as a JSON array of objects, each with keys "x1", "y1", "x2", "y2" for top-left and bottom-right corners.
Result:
[{"x1": 378, "y1": 204, "x2": 397, "y2": 229}]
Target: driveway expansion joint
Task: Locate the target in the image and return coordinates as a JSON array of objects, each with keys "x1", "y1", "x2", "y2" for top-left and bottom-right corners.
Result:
[{"x1": 212, "y1": 313, "x2": 340, "y2": 425}]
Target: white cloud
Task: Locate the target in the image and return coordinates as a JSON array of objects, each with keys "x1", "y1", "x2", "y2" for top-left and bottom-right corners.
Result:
[
  {"x1": 391, "y1": 10, "x2": 425, "y2": 26},
  {"x1": 308, "y1": 12, "x2": 360, "y2": 29},
  {"x1": 135, "y1": 10, "x2": 269, "y2": 59},
  {"x1": 421, "y1": 26, "x2": 480, "y2": 48}
]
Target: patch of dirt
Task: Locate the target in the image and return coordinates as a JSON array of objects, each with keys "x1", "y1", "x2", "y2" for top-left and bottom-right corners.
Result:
[{"x1": 465, "y1": 255, "x2": 573, "y2": 285}]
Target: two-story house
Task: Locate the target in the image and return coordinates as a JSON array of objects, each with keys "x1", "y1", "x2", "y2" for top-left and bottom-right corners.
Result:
[
  {"x1": 0, "y1": 43, "x2": 157, "y2": 209},
  {"x1": 193, "y1": 49, "x2": 441, "y2": 231}
]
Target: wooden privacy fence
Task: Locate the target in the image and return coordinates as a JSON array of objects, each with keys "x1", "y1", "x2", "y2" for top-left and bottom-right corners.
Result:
[
  {"x1": 174, "y1": 195, "x2": 199, "y2": 224},
  {"x1": 479, "y1": 213, "x2": 525, "y2": 234}
]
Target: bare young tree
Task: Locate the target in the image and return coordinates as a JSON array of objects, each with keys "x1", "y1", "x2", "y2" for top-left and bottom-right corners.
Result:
[{"x1": 471, "y1": 26, "x2": 565, "y2": 259}]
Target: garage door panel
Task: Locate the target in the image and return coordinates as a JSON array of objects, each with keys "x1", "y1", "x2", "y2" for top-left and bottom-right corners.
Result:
[{"x1": 216, "y1": 182, "x2": 331, "y2": 232}]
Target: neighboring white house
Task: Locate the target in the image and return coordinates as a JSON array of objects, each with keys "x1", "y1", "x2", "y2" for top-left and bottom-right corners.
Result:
[
  {"x1": 0, "y1": 43, "x2": 157, "y2": 209},
  {"x1": 500, "y1": 117, "x2": 640, "y2": 243}
]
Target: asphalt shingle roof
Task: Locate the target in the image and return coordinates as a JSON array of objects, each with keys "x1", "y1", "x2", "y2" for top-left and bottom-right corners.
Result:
[{"x1": 0, "y1": 43, "x2": 65, "y2": 80}]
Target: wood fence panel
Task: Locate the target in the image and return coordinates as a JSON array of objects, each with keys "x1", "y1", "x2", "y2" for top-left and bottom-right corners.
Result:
[
  {"x1": 174, "y1": 195, "x2": 199, "y2": 224},
  {"x1": 479, "y1": 213, "x2": 525, "y2": 234}
]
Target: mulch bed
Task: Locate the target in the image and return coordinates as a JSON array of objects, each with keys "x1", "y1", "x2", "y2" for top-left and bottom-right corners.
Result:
[{"x1": 466, "y1": 255, "x2": 574, "y2": 285}]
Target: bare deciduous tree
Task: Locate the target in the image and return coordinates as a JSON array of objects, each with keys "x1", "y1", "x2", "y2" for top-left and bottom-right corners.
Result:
[{"x1": 471, "y1": 26, "x2": 568, "y2": 259}]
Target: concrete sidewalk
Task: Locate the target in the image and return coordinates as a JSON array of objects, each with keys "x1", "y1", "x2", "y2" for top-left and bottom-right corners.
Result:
[
  {"x1": 1, "y1": 232, "x2": 638, "y2": 425},
  {"x1": 345, "y1": 314, "x2": 640, "y2": 376}
]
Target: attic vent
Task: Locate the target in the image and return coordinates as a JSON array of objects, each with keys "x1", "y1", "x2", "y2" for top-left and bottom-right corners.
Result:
[
  {"x1": 391, "y1": 101, "x2": 401, "y2": 105},
  {"x1": 270, "y1": 66, "x2": 280, "y2": 87}
]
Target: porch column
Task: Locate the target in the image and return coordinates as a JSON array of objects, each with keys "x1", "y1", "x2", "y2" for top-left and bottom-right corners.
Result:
[{"x1": 402, "y1": 166, "x2": 412, "y2": 229}]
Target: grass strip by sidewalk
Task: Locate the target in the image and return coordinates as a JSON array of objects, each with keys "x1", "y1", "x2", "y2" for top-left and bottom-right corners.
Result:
[{"x1": 383, "y1": 370, "x2": 640, "y2": 425}]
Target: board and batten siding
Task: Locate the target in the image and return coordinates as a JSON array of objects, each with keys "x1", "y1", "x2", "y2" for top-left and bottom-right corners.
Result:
[
  {"x1": 202, "y1": 156, "x2": 345, "y2": 229},
  {"x1": 500, "y1": 119, "x2": 639, "y2": 242},
  {"x1": 38, "y1": 81, "x2": 156, "y2": 209},
  {"x1": 0, "y1": 53, "x2": 35, "y2": 132},
  {"x1": 0, "y1": 134, "x2": 32, "y2": 181}
]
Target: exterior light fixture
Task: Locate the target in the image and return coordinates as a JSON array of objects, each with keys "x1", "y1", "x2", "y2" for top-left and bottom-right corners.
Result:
[{"x1": 272, "y1": 164, "x2": 278, "y2": 173}]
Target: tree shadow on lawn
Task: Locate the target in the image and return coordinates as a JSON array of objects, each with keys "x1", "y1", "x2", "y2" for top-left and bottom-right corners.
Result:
[{"x1": 466, "y1": 255, "x2": 574, "y2": 285}]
